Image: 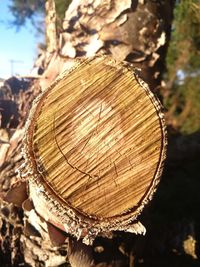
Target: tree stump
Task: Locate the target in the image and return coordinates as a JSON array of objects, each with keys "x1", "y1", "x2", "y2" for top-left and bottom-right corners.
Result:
[{"x1": 21, "y1": 56, "x2": 166, "y2": 244}]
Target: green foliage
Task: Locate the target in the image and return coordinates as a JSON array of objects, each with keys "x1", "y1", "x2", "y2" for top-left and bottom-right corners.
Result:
[
  {"x1": 165, "y1": 0, "x2": 200, "y2": 134},
  {"x1": 55, "y1": 0, "x2": 71, "y2": 21},
  {"x1": 55, "y1": 0, "x2": 71, "y2": 32},
  {"x1": 167, "y1": 0, "x2": 200, "y2": 74},
  {"x1": 180, "y1": 75, "x2": 200, "y2": 134},
  {"x1": 8, "y1": 0, "x2": 45, "y2": 27},
  {"x1": 8, "y1": 0, "x2": 71, "y2": 29}
]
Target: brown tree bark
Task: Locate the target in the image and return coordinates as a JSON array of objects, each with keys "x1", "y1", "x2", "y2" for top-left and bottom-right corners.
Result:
[{"x1": 41, "y1": 0, "x2": 175, "y2": 93}]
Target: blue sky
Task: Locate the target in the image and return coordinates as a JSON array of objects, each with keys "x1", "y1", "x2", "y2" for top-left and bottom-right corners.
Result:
[{"x1": 0, "y1": 0, "x2": 44, "y2": 79}]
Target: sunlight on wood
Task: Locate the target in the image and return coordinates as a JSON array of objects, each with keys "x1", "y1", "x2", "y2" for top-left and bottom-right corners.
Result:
[{"x1": 26, "y1": 56, "x2": 166, "y2": 220}]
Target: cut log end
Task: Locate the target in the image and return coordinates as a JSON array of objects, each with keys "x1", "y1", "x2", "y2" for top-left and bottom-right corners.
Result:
[{"x1": 22, "y1": 56, "x2": 167, "y2": 242}]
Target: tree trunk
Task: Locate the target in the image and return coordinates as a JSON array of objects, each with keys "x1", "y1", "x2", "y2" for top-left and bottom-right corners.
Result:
[
  {"x1": 41, "y1": 0, "x2": 175, "y2": 93},
  {"x1": 0, "y1": 1, "x2": 175, "y2": 266},
  {"x1": 22, "y1": 56, "x2": 166, "y2": 244}
]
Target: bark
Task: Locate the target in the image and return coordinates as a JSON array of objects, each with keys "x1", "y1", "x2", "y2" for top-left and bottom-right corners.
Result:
[
  {"x1": 45, "y1": 0, "x2": 57, "y2": 54},
  {"x1": 41, "y1": 0, "x2": 175, "y2": 93}
]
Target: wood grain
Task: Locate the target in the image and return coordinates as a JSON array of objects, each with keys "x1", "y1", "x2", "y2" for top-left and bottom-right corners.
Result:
[{"x1": 24, "y1": 56, "x2": 166, "y2": 227}]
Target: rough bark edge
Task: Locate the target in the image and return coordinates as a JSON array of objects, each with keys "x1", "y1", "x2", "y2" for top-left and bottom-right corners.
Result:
[{"x1": 18, "y1": 55, "x2": 167, "y2": 245}]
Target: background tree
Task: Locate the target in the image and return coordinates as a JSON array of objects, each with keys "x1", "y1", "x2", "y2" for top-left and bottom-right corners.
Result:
[
  {"x1": 8, "y1": 0, "x2": 70, "y2": 32},
  {"x1": 8, "y1": 0, "x2": 45, "y2": 32},
  {"x1": 165, "y1": 0, "x2": 200, "y2": 134}
]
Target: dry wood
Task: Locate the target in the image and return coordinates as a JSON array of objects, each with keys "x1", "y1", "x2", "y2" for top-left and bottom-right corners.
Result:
[{"x1": 21, "y1": 56, "x2": 166, "y2": 244}]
